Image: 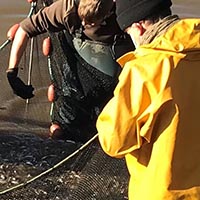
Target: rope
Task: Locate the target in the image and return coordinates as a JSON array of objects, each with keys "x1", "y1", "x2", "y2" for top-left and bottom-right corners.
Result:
[{"x1": 0, "y1": 133, "x2": 98, "y2": 195}]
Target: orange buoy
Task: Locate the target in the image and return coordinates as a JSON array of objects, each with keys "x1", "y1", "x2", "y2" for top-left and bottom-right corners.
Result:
[
  {"x1": 27, "y1": 0, "x2": 37, "y2": 3},
  {"x1": 42, "y1": 37, "x2": 51, "y2": 56},
  {"x1": 50, "y1": 123, "x2": 61, "y2": 134},
  {"x1": 49, "y1": 123, "x2": 65, "y2": 139},
  {"x1": 47, "y1": 84, "x2": 55, "y2": 102},
  {"x1": 7, "y1": 24, "x2": 20, "y2": 41}
]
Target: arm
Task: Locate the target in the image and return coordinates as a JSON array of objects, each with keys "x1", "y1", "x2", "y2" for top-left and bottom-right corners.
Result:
[
  {"x1": 6, "y1": 27, "x2": 34, "y2": 99},
  {"x1": 6, "y1": 0, "x2": 68, "y2": 99},
  {"x1": 8, "y1": 0, "x2": 68, "y2": 69},
  {"x1": 97, "y1": 64, "x2": 143, "y2": 158},
  {"x1": 97, "y1": 53, "x2": 173, "y2": 158},
  {"x1": 97, "y1": 56, "x2": 157, "y2": 158},
  {"x1": 20, "y1": 0, "x2": 76, "y2": 37},
  {"x1": 6, "y1": 0, "x2": 75, "y2": 99},
  {"x1": 8, "y1": 26, "x2": 29, "y2": 69}
]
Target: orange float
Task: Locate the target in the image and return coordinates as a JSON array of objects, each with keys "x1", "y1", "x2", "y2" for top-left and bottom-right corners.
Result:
[
  {"x1": 7, "y1": 24, "x2": 20, "y2": 41},
  {"x1": 27, "y1": 0, "x2": 37, "y2": 3},
  {"x1": 50, "y1": 123, "x2": 61, "y2": 134},
  {"x1": 42, "y1": 37, "x2": 51, "y2": 56},
  {"x1": 49, "y1": 123, "x2": 65, "y2": 139},
  {"x1": 47, "y1": 84, "x2": 55, "y2": 102}
]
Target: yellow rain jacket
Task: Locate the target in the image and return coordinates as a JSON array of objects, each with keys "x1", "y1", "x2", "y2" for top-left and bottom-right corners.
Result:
[{"x1": 97, "y1": 19, "x2": 200, "y2": 200}]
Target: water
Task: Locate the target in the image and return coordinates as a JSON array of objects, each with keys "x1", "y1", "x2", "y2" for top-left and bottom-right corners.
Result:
[{"x1": 0, "y1": 0, "x2": 29, "y2": 44}]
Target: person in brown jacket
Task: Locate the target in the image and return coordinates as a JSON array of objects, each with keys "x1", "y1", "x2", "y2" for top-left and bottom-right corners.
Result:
[{"x1": 6, "y1": 0, "x2": 134, "y2": 142}]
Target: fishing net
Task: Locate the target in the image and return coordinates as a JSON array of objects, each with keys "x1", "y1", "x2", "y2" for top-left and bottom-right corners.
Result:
[
  {"x1": 0, "y1": 0, "x2": 129, "y2": 199},
  {"x1": 48, "y1": 30, "x2": 119, "y2": 142}
]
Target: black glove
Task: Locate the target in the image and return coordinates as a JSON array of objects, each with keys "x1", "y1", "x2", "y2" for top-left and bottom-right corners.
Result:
[{"x1": 6, "y1": 68, "x2": 34, "y2": 99}]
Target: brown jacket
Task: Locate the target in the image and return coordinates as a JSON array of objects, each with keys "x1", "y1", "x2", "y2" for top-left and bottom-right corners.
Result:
[{"x1": 20, "y1": 0, "x2": 124, "y2": 44}]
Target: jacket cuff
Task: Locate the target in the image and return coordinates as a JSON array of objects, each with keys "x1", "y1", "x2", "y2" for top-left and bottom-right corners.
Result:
[{"x1": 20, "y1": 17, "x2": 41, "y2": 38}]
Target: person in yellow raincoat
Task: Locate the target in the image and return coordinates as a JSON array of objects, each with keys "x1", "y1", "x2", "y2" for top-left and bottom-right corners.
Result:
[{"x1": 96, "y1": 0, "x2": 200, "y2": 199}]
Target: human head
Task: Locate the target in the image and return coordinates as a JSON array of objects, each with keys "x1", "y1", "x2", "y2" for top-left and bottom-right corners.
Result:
[
  {"x1": 78, "y1": 0, "x2": 114, "y2": 26},
  {"x1": 115, "y1": 0, "x2": 172, "y2": 47},
  {"x1": 116, "y1": 0, "x2": 172, "y2": 31}
]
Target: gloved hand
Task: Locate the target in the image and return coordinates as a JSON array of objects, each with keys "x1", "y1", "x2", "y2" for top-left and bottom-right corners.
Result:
[{"x1": 6, "y1": 68, "x2": 34, "y2": 99}]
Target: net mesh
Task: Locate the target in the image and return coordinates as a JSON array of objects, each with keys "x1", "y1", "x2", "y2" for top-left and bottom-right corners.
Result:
[
  {"x1": 0, "y1": 1, "x2": 129, "y2": 199},
  {"x1": 48, "y1": 30, "x2": 119, "y2": 142}
]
